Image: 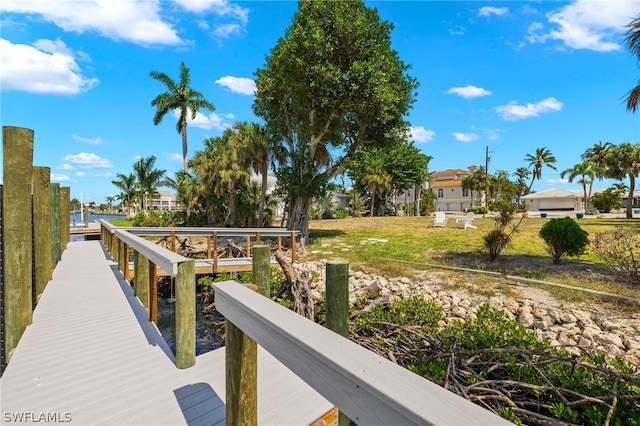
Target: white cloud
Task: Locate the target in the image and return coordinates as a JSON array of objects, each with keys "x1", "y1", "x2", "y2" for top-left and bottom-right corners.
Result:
[
  {"x1": 527, "y1": 0, "x2": 637, "y2": 52},
  {"x1": 446, "y1": 85, "x2": 492, "y2": 99},
  {"x1": 73, "y1": 134, "x2": 104, "y2": 145},
  {"x1": 214, "y1": 23, "x2": 243, "y2": 38},
  {"x1": 215, "y1": 76, "x2": 256, "y2": 95},
  {"x1": 51, "y1": 173, "x2": 71, "y2": 182},
  {"x1": 2, "y1": 0, "x2": 181, "y2": 46},
  {"x1": 0, "y1": 38, "x2": 98, "y2": 94},
  {"x1": 63, "y1": 153, "x2": 113, "y2": 169},
  {"x1": 164, "y1": 153, "x2": 183, "y2": 163},
  {"x1": 409, "y1": 126, "x2": 436, "y2": 143},
  {"x1": 449, "y1": 26, "x2": 466, "y2": 36},
  {"x1": 478, "y1": 6, "x2": 508, "y2": 17},
  {"x1": 174, "y1": 0, "x2": 249, "y2": 23},
  {"x1": 495, "y1": 97, "x2": 563, "y2": 121},
  {"x1": 452, "y1": 132, "x2": 479, "y2": 142},
  {"x1": 484, "y1": 129, "x2": 501, "y2": 140},
  {"x1": 175, "y1": 109, "x2": 234, "y2": 130},
  {"x1": 58, "y1": 164, "x2": 74, "y2": 170}
]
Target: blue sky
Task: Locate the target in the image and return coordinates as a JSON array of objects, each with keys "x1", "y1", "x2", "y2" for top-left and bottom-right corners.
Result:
[{"x1": 1, "y1": 0, "x2": 639, "y2": 204}]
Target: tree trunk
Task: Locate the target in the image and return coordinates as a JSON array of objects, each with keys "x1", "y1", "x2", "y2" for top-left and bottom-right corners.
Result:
[
  {"x1": 259, "y1": 170, "x2": 267, "y2": 226},
  {"x1": 287, "y1": 196, "x2": 312, "y2": 243},
  {"x1": 369, "y1": 191, "x2": 375, "y2": 217},
  {"x1": 414, "y1": 183, "x2": 421, "y2": 216},
  {"x1": 627, "y1": 175, "x2": 636, "y2": 219},
  {"x1": 181, "y1": 120, "x2": 189, "y2": 173}
]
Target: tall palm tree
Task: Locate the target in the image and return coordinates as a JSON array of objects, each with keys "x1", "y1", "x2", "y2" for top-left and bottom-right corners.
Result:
[
  {"x1": 513, "y1": 167, "x2": 531, "y2": 204},
  {"x1": 560, "y1": 161, "x2": 596, "y2": 211},
  {"x1": 624, "y1": 15, "x2": 640, "y2": 113},
  {"x1": 524, "y1": 147, "x2": 557, "y2": 192},
  {"x1": 111, "y1": 173, "x2": 137, "y2": 219},
  {"x1": 150, "y1": 62, "x2": 215, "y2": 172},
  {"x1": 105, "y1": 195, "x2": 116, "y2": 213},
  {"x1": 582, "y1": 141, "x2": 612, "y2": 180},
  {"x1": 133, "y1": 156, "x2": 167, "y2": 213}
]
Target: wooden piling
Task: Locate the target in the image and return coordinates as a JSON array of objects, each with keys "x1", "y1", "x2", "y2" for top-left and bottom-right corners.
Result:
[
  {"x1": 3, "y1": 126, "x2": 34, "y2": 361},
  {"x1": 133, "y1": 251, "x2": 150, "y2": 310},
  {"x1": 252, "y1": 245, "x2": 271, "y2": 297},
  {"x1": 50, "y1": 183, "x2": 61, "y2": 266},
  {"x1": 326, "y1": 259, "x2": 351, "y2": 426},
  {"x1": 149, "y1": 259, "x2": 158, "y2": 324},
  {"x1": 175, "y1": 260, "x2": 195, "y2": 369},
  {"x1": 226, "y1": 319, "x2": 257, "y2": 426},
  {"x1": 59, "y1": 187, "x2": 70, "y2": 248},
  {"x1": 32, "y1": 166, "x2": 52, "y2": 298}
]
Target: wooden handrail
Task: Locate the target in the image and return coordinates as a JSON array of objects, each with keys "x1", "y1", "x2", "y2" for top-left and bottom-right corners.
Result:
[{"x1": 214, "y1": 281, "x2": 511, "y2": 425}]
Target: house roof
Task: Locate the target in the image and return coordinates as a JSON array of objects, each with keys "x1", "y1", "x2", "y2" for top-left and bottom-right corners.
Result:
[
  {"x1": 522, "y1": 188, "x2": 578, "y2": 200},
  {"x1": 431, "y1": 179, "x2": 462, "y2": 187}
]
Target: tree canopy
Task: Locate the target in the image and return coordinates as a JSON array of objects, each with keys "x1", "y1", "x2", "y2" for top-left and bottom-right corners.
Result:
[{"x1": 253, "y1": 0, "x2": 418, "y2": 239}]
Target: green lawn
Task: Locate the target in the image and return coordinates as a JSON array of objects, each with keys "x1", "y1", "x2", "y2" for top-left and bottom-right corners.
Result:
[{"x1": 307, "y1": 215, "x2": 640, "y2": 307}]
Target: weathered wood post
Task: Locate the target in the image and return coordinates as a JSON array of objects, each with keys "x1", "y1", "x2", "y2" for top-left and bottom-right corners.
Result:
[
  {"x1": 3, "y1": 126, "x2": 34, "y2": 361},
  {"x1": 148, "y1": 259, "x2": 158, "y2": 324},
  {"x1": 175, "y1": 259, "x2": 195, "y2": 369},
  {"x1": 133, "y1": 250, "x2": 150, "y2": 310},
  {"x1": 252, "y1": 245, "x2": 271, "y2": 297},
  {"x1": 59, "y1": 187, "x2": 70, "y2": 249},
  {"x1": 326, "y1": 259, "x2": 351, "y2": 426},
  {"x1": 226, "y1": 250, "x2": 268, "y2": 426},
  {"x1": 50, "y1": 183, "x2": 61, "y2": 267},
  {"x1": 83, "y1": 204, "x2": 89, "y2": 228},
  {"x1": 32, "y1": 166, "x2": 52, "y2": 299}
]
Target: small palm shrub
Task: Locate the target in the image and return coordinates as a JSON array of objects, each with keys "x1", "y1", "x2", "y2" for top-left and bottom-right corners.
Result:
[{"x1": 539, "y1": 217, "x2": 589, "y2": 264}]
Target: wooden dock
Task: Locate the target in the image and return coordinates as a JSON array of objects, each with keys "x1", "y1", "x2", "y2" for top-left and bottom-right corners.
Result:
[{"x1": 0, "y1": 240, "x2": 333, "y2": 425}]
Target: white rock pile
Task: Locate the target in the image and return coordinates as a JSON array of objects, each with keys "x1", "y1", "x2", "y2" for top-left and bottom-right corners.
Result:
[{"x1": 296, "y1": 260, "x2": 640, "y2": 366}]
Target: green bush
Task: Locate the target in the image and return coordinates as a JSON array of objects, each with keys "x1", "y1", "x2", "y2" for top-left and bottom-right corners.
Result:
[
  {"x1": 354, "y1": 296, "x2": 443, "y2": 333},
  {"x1": 334, "y1": 208, "x2": 349, "y2": 219},
  {"x1": 539, "y1": 217, "x2": 589, "y2": 264},
  {"x1": 470, "y1": 206, "x2": 488, "y2": 214},
  {"x1": 591, "y1": 188, "x2": 623, "y2": 213}
]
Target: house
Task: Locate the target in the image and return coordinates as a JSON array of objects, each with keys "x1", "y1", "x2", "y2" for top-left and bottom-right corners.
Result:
[
  {"x1": 430, "y1": 167, "x2": 484, "y2": 212},
  {"x1": 150, "y1": 190, "x2": 181, "y2": 211},
  {"x1": 522, "y1": 188, "x2": 609, "y2": 211},
  {"x1": 391, "y1": 181, "x2": 430, "y2": 212}
]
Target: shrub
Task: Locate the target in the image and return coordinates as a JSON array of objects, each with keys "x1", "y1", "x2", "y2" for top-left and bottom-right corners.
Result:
[
  {"x1": 132, "y1": 211, "x2": 147, "y2": 227},
  {"x1": 592, "y1": 227, "x2": 640, "y2": 285},
  {"x1": 539, "y1": 217, "x2": 589, "y2": 264},
  {"x1": 334, "y1": 208, "x2": 349, "y2": 219},
  {"x1": 470, "y1": 205, "x2": 488, "y2": 214},
  {"x1": 482, "y1": 203, "x2": 521, "y2": 261},
  {"x1": 591, "y1": 188, "x2": 623, "y2": 213}
]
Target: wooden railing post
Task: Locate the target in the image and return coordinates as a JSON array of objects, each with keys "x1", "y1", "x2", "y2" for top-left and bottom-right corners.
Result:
[
  {"x1": 32, "y1": 166, "x2": 52, "y2": 299},
  {"x1": 213, "y1": 231, "x2": 218, "y2": 273},
  {"x1": 291, "y1": 231, "x2": 296, "y2": 264},
  {"x1": 175, "y1": 259, "x2": 195, "y2": 369},
  {"x1": 252, "y1": 245, "x2": 271, "y2": 297},
  {"x1": 2, "y1": 126, "x2": 34, "y2": 361},
  {"x1": 148, "y1": 259, "x2": 158, "y2": 324},
  {"x1": 50, "y1": 183, "x2": 61, "y2": 267},
  {"x1": 170, "y1": 229, "x2": 176, "y2": 252},
  {"x1": 59, "y1": 187, "x2": 70, "y2": 249},
  {"x1": 326, "y1": 259, "x2": 351, "y2": 426},
  {"x1": 122, "y1": 243, "x2": 130, "y2": 281},
  {"x1": 133, "y1": 250, "x2": 150, "y2": 310}
]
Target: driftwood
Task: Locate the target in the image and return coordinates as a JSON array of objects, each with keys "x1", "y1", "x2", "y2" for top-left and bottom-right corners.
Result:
[
  {"x1": 274, "y1": 251, "x2": 314, "y2": 320},
  {"x1": 354, "y1": 321, "x2": 640, "y2": 426},
  {"x1": 226, "y1": 239, "x2": 247, "y2": 258}
]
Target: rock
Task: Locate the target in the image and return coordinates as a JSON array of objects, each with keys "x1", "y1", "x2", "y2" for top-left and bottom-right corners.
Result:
[
  {"x1": 533, "y1": 308, "x2": 548, "y2": 320},
  {"x1": 571, "y1": 309, "x2": 592, "y2": 321},
  {"x1": 577, "y1": 336, "x2": 592, "y2": 348},
  {"x1": 451, "y1": 307, "x2": 467, "y2": 318},
  {"x1": 559, "y1": 312, "x2": 577, "y2": 324},
  {"x1": 602, "y1": 320, "x2": 623, "y2": 331},
  {"x1": 594, "y1": 333, "x2": 625, "y2": 350},
  {"x1": 519, "y1": 311, "x2": 535, "y2": 328},
  {"x1": 623, "y1": 337, "x2": 640, "y2": 351}
]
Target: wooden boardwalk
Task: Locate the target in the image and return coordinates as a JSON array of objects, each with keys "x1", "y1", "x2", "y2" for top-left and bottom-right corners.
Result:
[{"x1": 0, "y1": 240, "x2": 333, "y2": 425}]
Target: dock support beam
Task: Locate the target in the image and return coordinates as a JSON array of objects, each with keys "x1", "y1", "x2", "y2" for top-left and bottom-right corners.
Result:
[
  {"x1": 2, "y1": 126, "x2": 34, "y2": 361},
  {"x1": 133, "y1": 250, "x2": 150, "y2": 310},
  {"x1": 252, "y1": 245, "x2": 270, "y2": 297},
  {"x1": 326, "y1": 259, "x2": 351, "y2": 426},
  {"x1": 50, "y1": 183, "x2": 61, "y2": 267},
  {"x1": 175, "y1": 260, "x2": 195, "y2": 369},
  {"x1": 32, "y1": 166, "x2": 52, "y2": 299},
  {"x1": 59, "y1": 187, "x2": 70, "y2": 249}
]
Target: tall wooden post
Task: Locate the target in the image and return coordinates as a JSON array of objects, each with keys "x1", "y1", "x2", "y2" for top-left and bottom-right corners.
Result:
[
  {"x1": 252, "y1": 245, "x2": 270, "y2": 297},
  {"x1": 3, "y1": 126, "x2": 34, "y2": 361},
  {"x1": 59, "y1": 187, "x2": 70, "y2": 249},
  {"x1": 50, "y1": 183, "x2": 61, "y2": 267},
  {"x1": 175, "y1": 260, "x2": 195, "y2": 369},
  {"x1": 32, "y1": 166, "x2": 52, "y2": 299},
  {"x1": 149, "y1": 259, "x2": 158, "y2": 324},
  {"x1": 133, "y1": 251, "x2": 150, "y2": 310},
  {"x1": 326, "y1": 259, "x2": 350, "y2": 426},
  {"x1": 82, "y1": 205, "x2": 89, "y2": 228}
]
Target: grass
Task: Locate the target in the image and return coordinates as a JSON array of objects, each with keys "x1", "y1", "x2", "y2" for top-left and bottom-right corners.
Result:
[
  {"x1": 108, "y1": 218, "x2": 134, "y2": 227},
  {"x1": 306, "y1": 214, "x2": 640, "y2": 310}
]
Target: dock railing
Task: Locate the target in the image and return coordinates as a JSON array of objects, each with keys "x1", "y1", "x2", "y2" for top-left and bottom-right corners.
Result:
[
  {"x1": 214, "y1": 279, "x2": 512, "y2": 426},
  {"x1": 99, "y1": 220, "x2": 196, "y2": 369}
]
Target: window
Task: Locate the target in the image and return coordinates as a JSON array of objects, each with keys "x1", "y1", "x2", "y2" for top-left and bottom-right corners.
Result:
[
  {"x1": 437, "y1": 188, "x2": 444, "y2": 198},
  {"x1": 462, "y1": 188, "x2": 469, "y2": 197}
]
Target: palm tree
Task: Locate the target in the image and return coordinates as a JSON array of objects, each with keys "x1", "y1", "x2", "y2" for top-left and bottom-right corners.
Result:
[
  {"x1": 112, "y1": 173, "x2": 137, "y2": 219},
  {"x1": 524, "y1": 147, "x2": 557, "y2": 192},
  {"x1": 362, "y1": 158, "x2": 392, "y2": 217},
  {"x1": 582, "y1": 141, "x2": 612, "y2": 181},
  {"x1": 513, "y1": 167, "x2": 531, "y2": 204},
  {"x1": 133, "y1": 156, "x2": 167, "y2": 213},
  {"x1": 150, "y1": 62, "x2": 215, "y2": 172},
  {"x1": 600, "y1": 143, "x2": 640, "y2": 218},
  {"x1": 560, "y1": 161, "x2": 596, "y2": 211},
  {"x1": 105, "y1": 195, "x2": 116, "y2": 213},
  {"x1": 624, "y1": 15, "x2": 640, "y2": 113}
]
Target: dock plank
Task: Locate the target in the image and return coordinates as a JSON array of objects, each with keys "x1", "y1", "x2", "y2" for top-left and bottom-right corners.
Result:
[{"x1": 1, "y1": 240, "x2": 332, "y2": 425}]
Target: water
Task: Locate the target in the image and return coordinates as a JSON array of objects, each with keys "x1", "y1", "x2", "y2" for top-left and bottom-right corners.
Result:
[{"x1": 70, "y1": 212, "x2": 125, "y2": 228}]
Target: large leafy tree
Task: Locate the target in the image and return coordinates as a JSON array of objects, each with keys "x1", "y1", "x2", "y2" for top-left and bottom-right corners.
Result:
[
  {"x1": 624, "y1": 14, "x2": 640, "y2": 113},
  {"x1": 150, "y1": 62, "x2": 215, "y2": 172},
  {"x1": 253, "y1": 0, "x2": 418, "y2": 240},
  {"x1": 560, "y1": 161, "x2": 597, "y2": 211},
  {"x1": 524, "y1": 147, "x2": 557, "y2": 192}
]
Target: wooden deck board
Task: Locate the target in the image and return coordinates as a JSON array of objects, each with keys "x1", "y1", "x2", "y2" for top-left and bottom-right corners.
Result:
[{"x1": 1, "y1": 240, "x2": 332, "y2": 425}]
